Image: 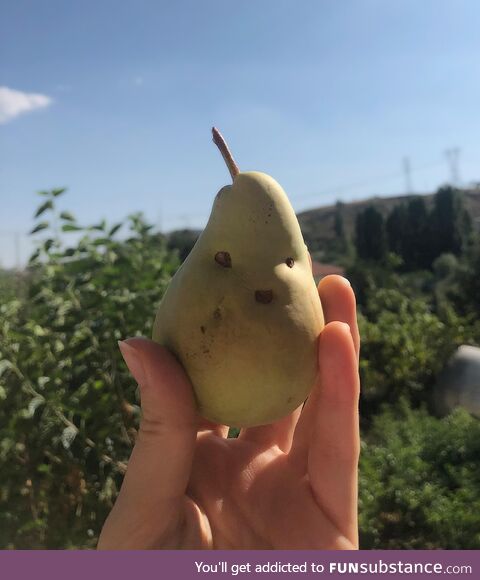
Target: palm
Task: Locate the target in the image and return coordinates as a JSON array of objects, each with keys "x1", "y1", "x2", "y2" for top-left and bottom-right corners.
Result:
[
  {"x1": 185, "y1": 432, "x2": 355, "y2": 549},
  {"x1": 99, "y1": 275, "x2": 360, "y2": 550}
]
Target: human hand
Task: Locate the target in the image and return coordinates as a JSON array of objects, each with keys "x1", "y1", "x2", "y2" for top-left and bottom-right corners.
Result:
[{"x1": 98, "y1": 274, "x2": 360, "y2": 549}]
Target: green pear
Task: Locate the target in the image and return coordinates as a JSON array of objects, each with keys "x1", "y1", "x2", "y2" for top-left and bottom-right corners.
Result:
[{"x1": 153, "y1": 129, "x2": 324, "y2": 427}]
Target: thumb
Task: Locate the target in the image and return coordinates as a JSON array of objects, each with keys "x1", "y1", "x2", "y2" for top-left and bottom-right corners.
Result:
[{"x1": 99, "y1": 337, "x2": 197, "y2": 548}]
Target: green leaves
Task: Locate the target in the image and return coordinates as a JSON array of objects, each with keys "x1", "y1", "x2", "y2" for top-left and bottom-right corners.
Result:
[
  {"x1": 59, "y1": 211, "x2": 76, "y2": 222},
  {"x1": 360, "y1": 404, "x2": 480, "y2": 549},
  {"x1": 37, "y1": 187, "x2": 66, "y2": 198},
  {"x1": 0, "y1": 359, "x2": 13, "y2": 378},
  {"x1": 1, "y1": 189, "x2": 178, "y2": 548},
  {"x1": 61, "y1": 224, "x2": 82, "y2": 232},
  {"x1": 27, "y1": 396, "x2": 45, "y2": 418},
  {"x1": 90, "y1": 220, "x2": 106, "y2": 232},
  {"x1": 34, "y1": 200, "x2": 53, "y2": 217},
  {"x1": 30, "y1": 222, "x2": 49, "y2": 235},
  {"x1": 108, "y1": 223, "x2": 122, "y2": 237},
  {"x1": 358, "y1": 289, "x2": 464, "y2": 414},
  {"x1": 60, "y1": 425, "x2": 78, "y2": 449}
]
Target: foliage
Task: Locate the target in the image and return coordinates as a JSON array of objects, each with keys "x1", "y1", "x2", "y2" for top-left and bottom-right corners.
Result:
[
  {"x1": 346, "y1": 253, "x2": 407, "y2": 307},
  {"x1": 359, "y1": 402, "x2": 480, "y2": 549},
  {"x1": 355, "y1": 206, "x2": 387, "y2": 262},
  {"x1": 431, "y1": 186, "x2": 473, "y2": 258},
  {"x1": 382, "y1": 187, "x2": 473, "y2": 272},
  {"x1": 457, "y1": 239, "x2": 480, "y2": 314},
  {"x1": 386, "y1": 197, "x2": 432, "y2": 269},
  {"x1": 333, "y1": 201, "x2": 345, "y2": 239},
  {"x1": 358, "y1": 288, "x2": 475, "y2": 417},
  {"x1": 0, "y1": 189, "x2": 178, "y2": 548},
  {"x1": 0, "y1": 270, "x2": 29, "y2": 303}
]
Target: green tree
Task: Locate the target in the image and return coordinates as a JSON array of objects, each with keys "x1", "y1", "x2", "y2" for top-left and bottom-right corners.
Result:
[
  {"x1": 386, "y1": 204, "x2": 408, "y2": 258},
  {"x1": 457, "y1": 239, "x2": 480, "y2": 314},
  {"x1": 387, "y1": 198, "x2": 432, "y2": 269},
  {"x1": 355, "y1": 206, "x2": 387, "y2": 262},
  {"x1": 334, "y1": 200, "x2": 345, "y2": 239},
  {"x1": 405, "y1": 197, "x2": 430, "y2": 268},
  {"x1": 431, "y1": 186, "x2": 472, "y2": 258}
]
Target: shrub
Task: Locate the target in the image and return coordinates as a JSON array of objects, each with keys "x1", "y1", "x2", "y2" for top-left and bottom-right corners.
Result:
[
  {"x1": 358, "y1": 289, "x2": 470, "y2": 417},
  {"x1": 0, "y1": 189, "x2": 177, "y2": 548},
  {"x1": 359, "y1": 402, "x2": 480, "y2": 549}
]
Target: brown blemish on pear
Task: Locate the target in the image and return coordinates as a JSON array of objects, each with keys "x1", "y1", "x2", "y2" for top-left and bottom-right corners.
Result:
[
  {"x1": 214, "y1": 251, "x2": 232, "y2": 268},
  {"x1": 255, "y1": 290, "x2": 274, "y2": 304}
]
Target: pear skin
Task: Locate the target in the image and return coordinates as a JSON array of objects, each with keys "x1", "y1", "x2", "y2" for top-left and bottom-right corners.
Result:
[{"x1": 153, "y1": 170, "x2": 324, "y2": 428}]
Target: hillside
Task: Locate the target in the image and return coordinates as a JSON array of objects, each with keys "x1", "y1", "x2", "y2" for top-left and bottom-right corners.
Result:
[
  {"x1": 298, "y1": 187, "x2": 480, "y2": 256},
  {"x1": 161, "y1": 187, "x2": 480, "y2": 263}
]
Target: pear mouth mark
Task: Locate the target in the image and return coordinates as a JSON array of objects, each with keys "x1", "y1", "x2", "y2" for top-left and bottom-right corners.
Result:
[
  {"x1": 285, "y1": 257, "x2": 295, "y2": 268},
  {"x1": 215, "y1": 251, "x2": 232, "y2": 268},
  {"x1": 255, "y1": 289, "x2": 273, "y2": 304}
]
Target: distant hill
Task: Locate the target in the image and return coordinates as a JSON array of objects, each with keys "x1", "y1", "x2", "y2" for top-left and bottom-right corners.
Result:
[
  {"x1": 297, "y1": 187, "x2": 480, "y2": 256},
  {"x1": 165, "y1": 187, "x2": 480, "y2": 261}
]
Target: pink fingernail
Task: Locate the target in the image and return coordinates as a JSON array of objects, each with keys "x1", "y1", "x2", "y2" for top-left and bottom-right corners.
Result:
[{"x1": 118, "y1": 340, "x2": 147, "y2": 387}]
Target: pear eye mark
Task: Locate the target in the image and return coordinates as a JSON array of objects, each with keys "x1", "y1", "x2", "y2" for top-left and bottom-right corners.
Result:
[
  {"x1": 255, "y1": 290, "x2": 273, "y2": 304},
  {"x1": 215, "y1": 251, "x2": 232, "y2": 268},
  {"x1": 285, "y1": 257, "x2": 295, "y2": 268}
]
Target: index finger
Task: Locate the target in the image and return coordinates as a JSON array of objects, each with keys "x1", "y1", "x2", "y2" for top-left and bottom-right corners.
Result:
[{"x1": 318, "y1": 275, "x2": 360, "y2": 360}]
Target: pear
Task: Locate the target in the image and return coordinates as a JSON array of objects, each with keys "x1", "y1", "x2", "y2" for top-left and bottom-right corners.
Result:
[{"x1": 153, "y1": 128, "x2": 324, "y2": 427}]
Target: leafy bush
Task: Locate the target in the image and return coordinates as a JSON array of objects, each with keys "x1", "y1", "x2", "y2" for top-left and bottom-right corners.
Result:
[
  {"x1": 360, "y1": 402, "x2": 480, "y2": 548},
  {"x1": 0, "y1": 189, "x2": 178, "y2": 548},
  {"x1": 357, "y1": 288, "x2": 479, "y2": 418}
]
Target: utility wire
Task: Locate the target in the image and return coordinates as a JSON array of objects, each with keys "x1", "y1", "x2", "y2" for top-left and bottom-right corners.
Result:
[{"x1": 290, "y1": 160, "x2": 444, "y2": 202}]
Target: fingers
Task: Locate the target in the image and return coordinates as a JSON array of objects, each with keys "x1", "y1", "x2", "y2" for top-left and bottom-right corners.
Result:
[
  {"x1": 239, "y1": 406, "x2": 302, "y2": 453},
  {"x1": 318, "y1": 275, "x2": 360, "y2": 360},
  {"x1": 307, "y1": 322, "x2": 360, "y2": 544},
  {"x1": 289, "y1": 323, "x2": 360, "y2": 541},
  {"x1": 98, "y1": 338, "x2": 197, "y2": 548},
  {"x1": 289, "y1": 273, "x2": 359, "y2": 465},
  {"x1": 120, "y1": 338, "x2": 197, "y2": 500},
  {"x1": 282, "y1": 275, "x2": 361, "y2": 542}
]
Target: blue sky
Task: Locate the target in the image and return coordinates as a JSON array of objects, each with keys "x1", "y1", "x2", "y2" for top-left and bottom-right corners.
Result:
[{"x1": 1, "y1": 0, "x2": 480, "y2": 267}]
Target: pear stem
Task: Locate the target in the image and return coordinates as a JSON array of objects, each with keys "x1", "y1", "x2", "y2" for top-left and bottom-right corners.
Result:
[{"x1": 212, "y1": 127, "x2": 240, "y2": 181}]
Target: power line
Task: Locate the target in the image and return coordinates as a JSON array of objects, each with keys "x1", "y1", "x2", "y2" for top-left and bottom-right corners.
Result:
[{"x1": 290, "y1": 159, "x2": 444, "y2": 202}]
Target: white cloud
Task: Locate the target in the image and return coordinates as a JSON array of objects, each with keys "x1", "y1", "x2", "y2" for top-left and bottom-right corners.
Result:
[{"x1": 0, "y1": 86, "x2": 53, "y2": 124}]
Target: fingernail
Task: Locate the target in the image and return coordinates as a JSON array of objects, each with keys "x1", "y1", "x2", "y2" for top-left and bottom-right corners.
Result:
[
  {"x1": 339, "y1": 276, "x2": 351, "y2": 287},
  {"x1": 118, "y1": 340, "x2": 147, "y2": 387},
  {"x1": 341, "y1": 322, "x2": 351, "y2": 332}
]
